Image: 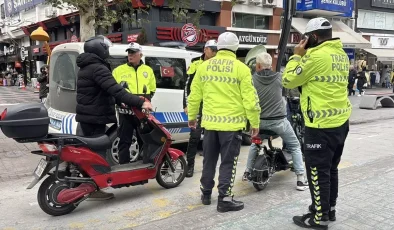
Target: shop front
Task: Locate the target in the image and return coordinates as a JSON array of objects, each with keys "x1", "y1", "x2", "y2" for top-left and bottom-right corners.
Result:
[
  {"x1": 363, "y1": 36, "x2": 394, "y2": 70},
  {"x1": 143, "y1": 22, "x2": 225, "y2": 50},
  {"x1": 30, "y1": 31, "x2": 143, "y2": 59},
  {"x1": 223, "y1": 28, "x2": 280, "y2": 66}
]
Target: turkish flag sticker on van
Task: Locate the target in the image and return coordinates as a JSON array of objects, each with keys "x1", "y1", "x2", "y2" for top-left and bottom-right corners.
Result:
[{"x1": 160, "y1": 66, "x2": 175, "y2": 78}]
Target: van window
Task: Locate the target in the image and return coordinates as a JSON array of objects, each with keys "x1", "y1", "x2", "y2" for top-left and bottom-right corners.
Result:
[
  {"x1": 107, "y1": 56, "x2": 127, "y2": 70},
  {"x1": 50, "y1": 51, "x2": 79, "y2": 90},
  {"x1": 145, "y1": 57, "x2": 187, "y2": 90}
]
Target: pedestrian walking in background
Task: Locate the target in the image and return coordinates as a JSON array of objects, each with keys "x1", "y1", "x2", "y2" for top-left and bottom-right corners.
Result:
[
  {"x1": 37, "y1": 64, "x2": 49, "y2": 103},
  {"x1": 187, "y1": 32, "x2": 260, "y2": 213},
  {"x1": 283, "y1": 17, "x2": 351, "y2": 229},
  {"x1": 348, "y1": 65, "x2": 356, "y2": 96},
  {"x1": 357, "y1": 67, "x2": 367, "y2": 96}
]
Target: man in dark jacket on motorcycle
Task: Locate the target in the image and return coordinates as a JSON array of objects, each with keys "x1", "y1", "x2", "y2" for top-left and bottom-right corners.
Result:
[
  {"x1": 37, "y1": 64, "x2": 49, "y2": 103},
  {"x1": 76, "y1": 35, "x2": 152, "y2": 200}
]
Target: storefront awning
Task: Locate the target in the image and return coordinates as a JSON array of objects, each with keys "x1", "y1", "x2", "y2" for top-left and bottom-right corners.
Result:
[
  {"x1": 363, "y1": 49, "x2": 394, "y2": 62},
  {"x1": 291, "y1": 18, "x2": 371, "y2": 49}
]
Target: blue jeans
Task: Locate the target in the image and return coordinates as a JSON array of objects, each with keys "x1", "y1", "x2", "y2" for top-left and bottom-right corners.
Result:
[
  {"x1": 283, "y1": 100, "x2": 292, "y2": 148},
  {"x1": 246, "y1": 118, "x2": 305, "y2": 175}
]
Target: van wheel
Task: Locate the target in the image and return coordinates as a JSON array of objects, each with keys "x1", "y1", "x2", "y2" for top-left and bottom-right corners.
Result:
[{"x1": 106, "y1": 130, "x2": 140, "y2": 166}]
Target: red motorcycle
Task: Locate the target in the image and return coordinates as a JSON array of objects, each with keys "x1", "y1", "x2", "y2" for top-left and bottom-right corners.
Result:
[{"x1": 0, "y1": 98, "x2": 187, "y2": 216}]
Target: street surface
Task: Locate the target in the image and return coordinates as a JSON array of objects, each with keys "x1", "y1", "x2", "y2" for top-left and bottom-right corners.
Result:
[
  {"x1": 0, "y1": 120, "x2": 393, "y2": 230},
  {"x1": 0, "y1": 86, "x2": 393, "y2": 229}
]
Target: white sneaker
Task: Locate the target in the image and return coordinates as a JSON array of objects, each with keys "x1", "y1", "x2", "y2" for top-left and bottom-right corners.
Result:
[{"x1": 297, "y1": 181, "x2": 309, "y2": 191}]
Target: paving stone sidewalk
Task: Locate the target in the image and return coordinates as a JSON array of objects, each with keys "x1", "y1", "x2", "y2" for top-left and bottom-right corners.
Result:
[{"x1": 132, "y1": 155, "x2": 394, "y2": 230}]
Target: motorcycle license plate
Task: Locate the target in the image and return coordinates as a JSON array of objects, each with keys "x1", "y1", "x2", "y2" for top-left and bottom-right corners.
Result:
[{"x1": 34, "y1": 159, "x2": 48, "y2": 178}]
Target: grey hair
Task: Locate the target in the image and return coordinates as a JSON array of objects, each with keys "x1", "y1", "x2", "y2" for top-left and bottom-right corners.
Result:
[{"x1": 256, "y1": 52, "x2": 272, "y2": 69}]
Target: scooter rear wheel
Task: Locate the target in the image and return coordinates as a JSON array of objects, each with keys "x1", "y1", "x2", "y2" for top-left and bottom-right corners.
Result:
[
  {"x1": 156, "y1": 156, "x2": 187, "y2": 189},
  {"x1": 37, "y1": 173, "x2": 77, "y2": 216},
  {"x1": 252, "y1": 154, "x2": 271, "y2": 191}
]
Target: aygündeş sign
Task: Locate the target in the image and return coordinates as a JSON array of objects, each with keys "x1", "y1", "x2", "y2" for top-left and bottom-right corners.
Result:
[
  {"x1": 296, "y1": 0, "x2": 352, "y2": 15},
  {"x1": 5, "y1": 0, "x2": 45, "y2": 16},
  {"x1": 236, "y1": 32, "x2": 267, "y2": 45}
]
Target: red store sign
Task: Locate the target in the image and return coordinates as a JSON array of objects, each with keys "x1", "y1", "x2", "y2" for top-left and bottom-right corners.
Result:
[
  {"x1": 128, "y1": 34, "x2": 139, "y2": 42},
  {"x1": 157, "y1": 24, "x2": 220, "y2": 47},
  {"x1": 106, "y1": 33, "x2": 122, "y2": 43}
]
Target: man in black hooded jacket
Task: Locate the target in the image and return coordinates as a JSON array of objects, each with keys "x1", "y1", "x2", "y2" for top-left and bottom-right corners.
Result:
[{"x1": 76, "y1": 35, "x2": 152, "y2": 200}]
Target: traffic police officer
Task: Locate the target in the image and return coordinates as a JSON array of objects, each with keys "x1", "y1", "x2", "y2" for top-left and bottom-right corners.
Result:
[
  {"x1": 183, "y1": 39, "x2": 218, "y2": 178},
  {"x1": 188, "y1": 32, "x2": 261, "y2": 213},
  {"x1": 113, "y1": 42, "x2": 156, "y2": 164},
  {"x1": 282, "y1": 18, "x2": 351, "y2": 229}
]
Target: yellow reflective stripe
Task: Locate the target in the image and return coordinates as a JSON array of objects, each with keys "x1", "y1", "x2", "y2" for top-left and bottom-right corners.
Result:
[
  {"x1": 201, "y1": 75, "x2": 240, "y2": 84},
  {"x1": 202, "y1": 115, "x2": 247, "y2": 123},
  {"x1": 304, "y1": 107, "x2": 351, "y2": 119},
  {"x1": 311, "y1": 166, "x2": 323, "y2": 223},
  {"x1": 226, "y1": 156, "x2": 238, "y2": 196},
  {"x1": 313, "y1": 75, "x2": 348, "y2": 83}
]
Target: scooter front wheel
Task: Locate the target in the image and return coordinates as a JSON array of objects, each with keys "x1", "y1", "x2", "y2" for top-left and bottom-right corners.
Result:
[
  {"x1": 37, "y1": 173, "x2": 77, "y2": 216},
  {"x1": 156, "y1": 156, "x2": 187, "y2": 189}
]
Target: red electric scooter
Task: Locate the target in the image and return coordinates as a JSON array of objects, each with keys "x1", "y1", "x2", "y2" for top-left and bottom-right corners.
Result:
[{"x1": 0, "y1": 88, "x2": 187, "y2": 216}]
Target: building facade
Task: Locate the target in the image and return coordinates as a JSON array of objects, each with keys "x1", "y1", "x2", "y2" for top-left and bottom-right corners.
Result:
[
  {"x1": 0, "y1": 0, "x2": 228, "y2": 83},
  {"x1": 214, "y1": 0, "x2": 283, "y2": 68},
  {"x1": 290, "y1": 0, "x2": 370, "y2": 67},
  {"x1": 356, "y1": 0, "x2": 394, "y2": 70},
  {"x1": 0, "y1": 0, "x2": 77, "y2": 82}
]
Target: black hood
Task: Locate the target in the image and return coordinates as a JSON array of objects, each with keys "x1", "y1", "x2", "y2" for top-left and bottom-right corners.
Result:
[{"x1": 76, "y1": 53, "x2": 108, "y2": 68}]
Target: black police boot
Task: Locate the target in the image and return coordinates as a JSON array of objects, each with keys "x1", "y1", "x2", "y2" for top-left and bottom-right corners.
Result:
[
  {"x1": 328, "y1": 207, "x2": 336, "y2": 221},
  {"x1": 201, "y1": 194, "x2": 211, "y2": 205},
  {"x1": 309, "y1": 205, "x2": 336, "y2": 221},
  {"x1": 217, "y1": 196, "x2": 244, "y2": 213},
  {"x1": 186, "y1": 164, "x2": 194, "y2": 178}
]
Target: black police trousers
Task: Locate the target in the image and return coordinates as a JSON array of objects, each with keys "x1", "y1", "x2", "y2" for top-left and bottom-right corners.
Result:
[
  {"x1": 79, "y1": 122, "x2": 106, "y2": 136},
  {"x1": 200, "y1": 130, "x2": 242, "y2": 198},
  {"x1": 304, "y1": 120, "x2": 349, "y2": 222},
  {"x1": 118, "y1": 114, "x2": 142, "y2": 164},
  {"x1": 186, "y1": 112, "x2": 203, "y2": 166},
  {"x1": 78, "y1": 122, "x2": 107, "y2": 158}
]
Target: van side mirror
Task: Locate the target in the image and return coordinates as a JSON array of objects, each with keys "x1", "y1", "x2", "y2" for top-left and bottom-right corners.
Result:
[{"x1": 143, "y1": 85, "x2": 147, "y2": 95}]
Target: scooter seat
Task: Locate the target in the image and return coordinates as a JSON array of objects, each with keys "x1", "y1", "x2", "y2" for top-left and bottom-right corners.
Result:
[
  {"x1": 47, "y1": 133, "x2": 112, "y2": 151},
  {"x1": 259, "y1": 129, "x2": 278, "y2": 136},
  {"x1": 259, "y1": 129, "x2": 280, "y2": 140},
  {"x1": 77, "y1": 135, "x2": 112, "y2": 151}
]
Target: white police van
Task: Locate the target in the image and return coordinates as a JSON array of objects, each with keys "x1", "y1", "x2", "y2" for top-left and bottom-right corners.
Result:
[{"x1": 46, "y1": 43, "x2": 202, "y2": 164}]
